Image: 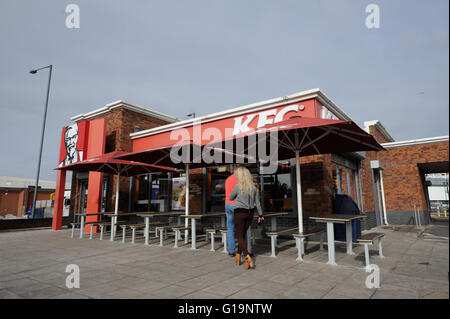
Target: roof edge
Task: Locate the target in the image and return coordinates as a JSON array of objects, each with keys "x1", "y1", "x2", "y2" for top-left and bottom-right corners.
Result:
[
  {"x1": 71, "y1": 100, "x2": 180, "y2": 123},
  {"x1": 381, "y1": 135, "x2": 449, "y2": 148},
  {"x1": 130, "y1": 88, "x2": 354, "y2": 140},
  {"x1": 364, "y1": 120, "x2": 395, "y2": 142}
]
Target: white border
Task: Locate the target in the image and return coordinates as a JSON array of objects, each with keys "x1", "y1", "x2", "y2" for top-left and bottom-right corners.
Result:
[
  {"x1": 381, "y1": 136, "x2": 449, "y2": 148},
  {"x1": 71, "y1": 100, "x2": 179, "y2": 123}
]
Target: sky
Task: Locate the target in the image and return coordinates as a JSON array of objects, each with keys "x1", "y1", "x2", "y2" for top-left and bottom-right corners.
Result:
[{"x1": 0, "y1": 0, "x2": 448, "y2": 181}]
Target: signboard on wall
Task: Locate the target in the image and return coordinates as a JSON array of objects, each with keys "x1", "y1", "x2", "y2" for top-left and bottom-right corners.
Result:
[
  {"x1": 171, "y1": 177, "x2": 186, "y2": 210},
  {"x1": 58, "y1": 121, "x2": 89, "y2": 167}
]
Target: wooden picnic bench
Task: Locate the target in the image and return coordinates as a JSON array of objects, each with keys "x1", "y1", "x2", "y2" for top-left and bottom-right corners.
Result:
[
  {"x1": 69, "y1": 222, "x2": 81, "y2": 238},
  {"x1": 95, "y1": 221, "x2": 126, "y2": 240},
  {"x1": 356, "y1": 232, "x2": 385, "y2": 269},
  {"x1": 265, "y1": 226, "x2": 299, "y2": 258},
  {"x1": 155, "y1": 224, "x2": 186, "y2": 247},
  {"x1": 205, "y1": 227, "x2": 228, "y2": 252},
  {"x1": 292, "y1": 228, "x2": 326, "y2": 261},
  {"x1": 118, "y1": 222, "x2": 163, "y2": 244},
  {"x1": 172, "y1": 225, "x2": 190, "y2": 248}
]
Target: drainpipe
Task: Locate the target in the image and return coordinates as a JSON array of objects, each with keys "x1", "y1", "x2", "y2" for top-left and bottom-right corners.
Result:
[{"x1": 379, "y1": 169, "x2": 389, "y2": 225}]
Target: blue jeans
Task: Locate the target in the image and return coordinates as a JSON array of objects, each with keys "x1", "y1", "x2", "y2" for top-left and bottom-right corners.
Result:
[{"x1": 225, "y1": 203, "x2": 236, "y2": 254}]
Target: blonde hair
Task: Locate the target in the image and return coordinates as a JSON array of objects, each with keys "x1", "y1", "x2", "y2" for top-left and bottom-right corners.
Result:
[{"x1": 234, "y1": 167, "x2": 255, "y2": 196}]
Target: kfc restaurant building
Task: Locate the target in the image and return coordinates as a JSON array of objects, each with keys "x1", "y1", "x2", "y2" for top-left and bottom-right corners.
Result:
[{"x1": 52, "y1": 88, "x2": 449, "y2": 232}]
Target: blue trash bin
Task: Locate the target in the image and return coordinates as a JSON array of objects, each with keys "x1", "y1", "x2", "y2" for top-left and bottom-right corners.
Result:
[{"x1": 333, "y1": 194, "x2": 362, "y2": 242}]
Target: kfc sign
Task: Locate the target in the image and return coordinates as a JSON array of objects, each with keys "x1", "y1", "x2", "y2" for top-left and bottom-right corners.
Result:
[
  {"x1": 132, "y1": 99, "x2": 320, "y2": 152},
  {"x1": 58, "y1": 121, "x2": 89, "y2": 167},
  {"x1": 232, "y1": 104, "x2": 305, "y2": 135}
]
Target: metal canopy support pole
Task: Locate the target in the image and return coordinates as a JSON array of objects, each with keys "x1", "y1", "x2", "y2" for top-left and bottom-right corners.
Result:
[
  {"x1": 147, "y1": 174, "x2": 152, "y2": 212},
  {"x1": 185, "y1": 164, "x2": 190, "y2": 243},
  {"x1": 379, "y1": 169, "x2": 389, "y2": 225},
  {"x1": 295, "y1": 150, "x2": 304, "y2": 234},
  {"x1": 202, "y1": 168, "x2": 207, "y2": 213},
  {"x1": 111, "y1": 171, "x2": 120, "y2": 241}
]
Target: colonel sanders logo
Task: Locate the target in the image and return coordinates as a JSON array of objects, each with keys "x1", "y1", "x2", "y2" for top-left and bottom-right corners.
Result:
[{"x1": 58, "y1": 123, "x2": 83, "y2": 167}]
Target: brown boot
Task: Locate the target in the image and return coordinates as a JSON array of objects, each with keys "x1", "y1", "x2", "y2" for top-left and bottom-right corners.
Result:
[
  {"x1": 243, "y1": 254, "x2": 254, "y2": 270},
  {"x1": 235, "y1": 253, "x2": 241, "y2": 266}
]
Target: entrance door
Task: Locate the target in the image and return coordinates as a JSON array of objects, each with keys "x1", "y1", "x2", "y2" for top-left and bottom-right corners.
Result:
[{"x1": 76, "y1": 179, "x2": 88, "y2": 223}]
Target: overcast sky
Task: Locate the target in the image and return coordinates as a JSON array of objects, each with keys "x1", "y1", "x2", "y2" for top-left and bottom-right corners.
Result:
[{"x1": 0, "y1": 0, "x2": 448, "y2": 181}]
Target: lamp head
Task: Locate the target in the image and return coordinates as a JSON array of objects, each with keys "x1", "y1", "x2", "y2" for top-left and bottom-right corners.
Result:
[{"x1": 29, "y1": 70, "x2": 37, "y2": 74}]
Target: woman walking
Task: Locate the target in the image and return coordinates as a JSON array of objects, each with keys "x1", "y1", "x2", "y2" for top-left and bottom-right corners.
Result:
[{"x1": 229, "y1": 167, "x2": 264, "y2": 269}]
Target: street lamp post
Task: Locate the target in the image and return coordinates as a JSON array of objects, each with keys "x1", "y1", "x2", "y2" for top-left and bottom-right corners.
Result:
[{"x1": 29, "y1": 64, "x2": 53, "y2": 218}]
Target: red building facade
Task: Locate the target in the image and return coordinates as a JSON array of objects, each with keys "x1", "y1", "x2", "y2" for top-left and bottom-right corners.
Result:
[{"x1": 52, "y1": 89, "x2": 449, "y2": 231}]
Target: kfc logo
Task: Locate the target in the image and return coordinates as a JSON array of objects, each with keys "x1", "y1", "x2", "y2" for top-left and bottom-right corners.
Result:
[
  {"x1": 232, "y1": 104, "x2": 304, "y2": 135},
  {"x1": 58, "y1": 123, "x2": 86, "y2": 167}
]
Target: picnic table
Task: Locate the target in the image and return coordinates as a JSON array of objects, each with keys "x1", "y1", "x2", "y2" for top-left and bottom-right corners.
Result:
[
  {"x1": 103, "y1": 212, "x2": 137, "y2": 241},
  {"x1": 180, "y1": 212, "x2": 226, "y2": 249},
  {"x1": 136, "y1": 211, "x2": 186, "y2": 245},
  {"x1": 309, "y1": 214, "x2": 367, "y2": 265},
  {"x1": 181, "y1": 211, "x2": 289, "y2": 250},
  {"x1": 73, "y1": 212, "x2": 104, "y2": 239}
]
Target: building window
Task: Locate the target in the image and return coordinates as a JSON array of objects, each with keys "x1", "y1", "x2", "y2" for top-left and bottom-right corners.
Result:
[
  {"x1": 262, "y1": 161, "x2": 293, "y2": 212},
  {"x1": 105, "y1": 131, "x2": 116, "y2": 153}
]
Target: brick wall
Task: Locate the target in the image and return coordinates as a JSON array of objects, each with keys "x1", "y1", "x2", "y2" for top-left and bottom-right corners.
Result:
[
  {"x1": 363, "y1": 141, "x2": 449, "y2": 213},
  {"x1": 361, "y1": 123, "x2": 449, "y2": 225},
  {"x1": 70, "y1": 107, "x2": 174, "y2": 214}
]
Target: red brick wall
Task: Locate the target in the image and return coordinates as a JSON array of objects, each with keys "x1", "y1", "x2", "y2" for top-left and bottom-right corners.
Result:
[
  {"x1": 368, "y1": 125, "x2": 392, "y2": 144},
  {"x1": 362, "y1": 141, "x2": 449, "y2": 213},
  {"x1": 70, "y1": 107, "x2": 174, "y2": 213}
]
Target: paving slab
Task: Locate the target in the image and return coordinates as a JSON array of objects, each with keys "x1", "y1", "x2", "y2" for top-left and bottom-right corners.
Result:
[{"x1": 0, "y1": 225, "x2": 447, "y2": 299}]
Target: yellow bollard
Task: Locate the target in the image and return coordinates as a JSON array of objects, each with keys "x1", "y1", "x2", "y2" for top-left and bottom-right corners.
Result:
[
  {"x1": 437, "y1": 207, "x2": 441, "y2": 217},
  {"x1": 444, "y1": 208, "x2": 447, "y2": 218}
]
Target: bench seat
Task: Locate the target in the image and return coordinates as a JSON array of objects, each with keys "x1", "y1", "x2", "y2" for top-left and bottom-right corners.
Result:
[
  {"x1": 357, "y1": 232, "x2": 385, "y2": 242},
  {"x1": 171, "y1": 226, "x2": 190, "y2": 248},
  {"x1": 69, "y1": 222, "x2": 81, "y2": 238},
  {"x1": 292, "y1": 228, "x2": 326, "y2": 261},
  {"x1": 356, "y1": 232, "x2": 385, "y2": 269},
  {"x1": 265, "y1": 227, "x2": 299, "y2": 258},
  {"x1": 156, "y1": 225, "x2": 185, "y2": 246},
  {"x1": 292, "y1": 228, "x2": 325, "y2": 238}
]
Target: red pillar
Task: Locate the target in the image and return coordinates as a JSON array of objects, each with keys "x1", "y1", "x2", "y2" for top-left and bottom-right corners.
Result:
[
  {"x1": 84, "y1": 118, "x2": 106, "y2": 233},
  {"x1": 52, "y1": 169, "x2": 67, "y2": 230}
]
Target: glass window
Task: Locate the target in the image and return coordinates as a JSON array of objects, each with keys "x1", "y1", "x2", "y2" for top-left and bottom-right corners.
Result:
[
  {"x1": 209, "y1": 166, "x2": 231, "y2": 212},
  {"x1": 263, "y1": 161, "x2": 293, "y2": 212}
]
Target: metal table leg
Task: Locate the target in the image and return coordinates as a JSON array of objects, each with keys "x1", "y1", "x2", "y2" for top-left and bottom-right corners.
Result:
[
  {"x1": 346, "y1": 221, "x2": 355, "y2": 255},
  {"x1": 144, "y1": 217, "x2": 150, "y2": 245},
  {"x1": 326, "y1": 222, "x2": 337, "y2": 266},
  {"x1": 110, "y1": 216, "x2": 116, "y2": 241},
  {"x1": 191, "y1": 218, "x2": 197, "y2": 250},
  {"x1": 79, "y1": 216, "x2": 85, "y2": 239}
]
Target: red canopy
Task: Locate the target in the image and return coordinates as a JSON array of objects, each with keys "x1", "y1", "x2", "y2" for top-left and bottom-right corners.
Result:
[
  {"x1": 115, "y1": 142, "x2": 255, "y2": 168},
  {"x1": 217, "y1": 116, "x2": 384, "y2": 161},
  {"x1": 57, "y1": 150, "x2": 178, "y2": 175}
]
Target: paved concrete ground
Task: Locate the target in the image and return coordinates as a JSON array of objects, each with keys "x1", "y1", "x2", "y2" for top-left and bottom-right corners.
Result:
[{"x1": 0, "y1": 224, "x2": 448, "y2": 299}]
